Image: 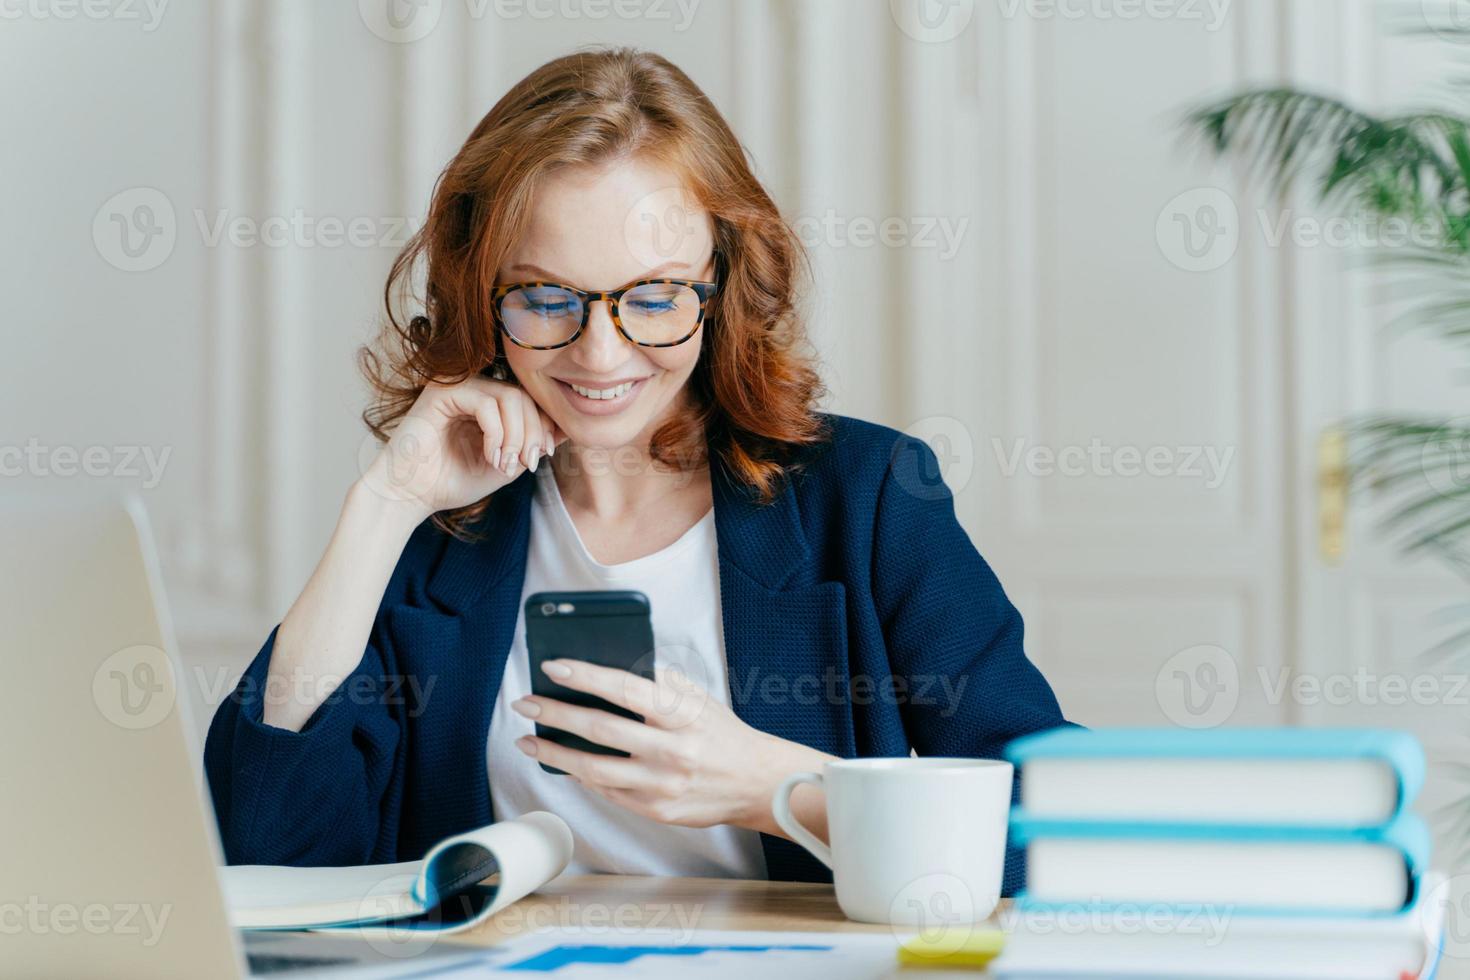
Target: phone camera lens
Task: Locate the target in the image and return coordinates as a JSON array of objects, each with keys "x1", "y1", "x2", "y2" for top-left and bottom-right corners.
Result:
[{"x1": 540, "y1": 602, "x2": 557, "y2": 616}]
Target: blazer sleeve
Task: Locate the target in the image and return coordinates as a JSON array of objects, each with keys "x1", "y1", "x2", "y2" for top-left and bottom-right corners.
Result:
[
  {"x1": 202, "y1": 616, "x2": 406, "y2": 867},
  {"x1": 870, "y1": 434, "x2": 1074, "y2": 894}
]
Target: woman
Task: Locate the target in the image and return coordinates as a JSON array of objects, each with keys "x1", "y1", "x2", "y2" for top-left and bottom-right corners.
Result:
[{"x1": 203, "y1": 47, "x2": 1067, "y2": 894}]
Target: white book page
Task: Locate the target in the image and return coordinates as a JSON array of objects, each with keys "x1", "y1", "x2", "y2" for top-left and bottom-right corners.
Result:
[
  {"x1": 1022, "y1": 758, "x2": 1398, "y2": 825},
  {"x1": 1027, "y1": 839, "x2": 1407, "y2": 911},
  {"x1": 221, "y1": 811, "x2": 574, "y2": 932},
  {"x1": 222, "y1": 861, "x2": 425, "y2": 928}
]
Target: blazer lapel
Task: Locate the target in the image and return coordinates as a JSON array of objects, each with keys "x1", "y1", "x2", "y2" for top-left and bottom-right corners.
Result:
[
  {"x1": 424, "y1": 473, "x2": 536, "y2": 614},
  {"x1": 422, "y1": 471, "x2": 537, "y2": 705},
  {"x1": 711, "y1": 459, "x2": 853, "y2": 882},
  {"x1": 712, "y1": 461, "x2": 855, "y2": 761},
  {"x1": 398, "y1": 472, "x2": 536, "y2": 845}
]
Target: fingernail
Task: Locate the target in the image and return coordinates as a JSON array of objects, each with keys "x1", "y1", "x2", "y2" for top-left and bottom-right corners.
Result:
[
  {"x1": 516, "y1": 736, "x2": 537, "y2": 756},
  {"x1": 542, "y1": 660, "x2": 572, "y2": 679},
  {"x1": 492, "y1": 448, "x2": 502, "y2": 469},
  {"x1": 503, "y1": 451, "x2": 518, "y2": 476},
  {"x1": 527, "y1": 445, "x2": 541, "y2": 472},
  {"x1": 512, "y1": 698, "x2": 540, "y2": 718}
]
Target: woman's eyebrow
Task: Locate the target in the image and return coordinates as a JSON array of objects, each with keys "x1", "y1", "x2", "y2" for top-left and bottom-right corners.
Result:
[{"x1": 507, "y1": 260, "x2": 694, "y2": 283}]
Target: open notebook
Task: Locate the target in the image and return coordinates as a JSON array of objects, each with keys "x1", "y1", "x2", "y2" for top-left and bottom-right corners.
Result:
[{"x1": 221, "y1": 811, "x2": 573, "y2": 935}]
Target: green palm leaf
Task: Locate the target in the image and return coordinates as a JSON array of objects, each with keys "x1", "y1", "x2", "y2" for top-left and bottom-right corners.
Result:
[
  {"x1": 1184, "y1": 75, "x2": 1470, "y2": 852},
  {"x1": 1186, "y1": 90, "x2": 1470, "y2": 221}
]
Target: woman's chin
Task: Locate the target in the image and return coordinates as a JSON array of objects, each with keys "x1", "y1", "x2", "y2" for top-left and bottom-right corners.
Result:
[
  {"x1": 545, "y1": 384, "x2": 688, "y2": 459},
  {"x1": 555, "y1": 416, "x2": 649, "y2": 455}
]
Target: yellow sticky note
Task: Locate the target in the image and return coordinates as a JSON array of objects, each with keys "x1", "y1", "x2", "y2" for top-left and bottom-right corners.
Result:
[{"x1": 897, "y1": 929, "x2": 1006, "y2": 969}]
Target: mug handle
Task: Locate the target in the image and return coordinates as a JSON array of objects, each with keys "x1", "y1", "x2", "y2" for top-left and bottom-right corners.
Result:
[{"x1": 772, "y1": 772, "x2": 832, "y2": 869}]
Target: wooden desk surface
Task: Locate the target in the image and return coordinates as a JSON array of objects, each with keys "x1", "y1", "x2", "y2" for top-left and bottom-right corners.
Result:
[{"x1": 458, "y1": 874, "x2": 1009, "y2": 945}]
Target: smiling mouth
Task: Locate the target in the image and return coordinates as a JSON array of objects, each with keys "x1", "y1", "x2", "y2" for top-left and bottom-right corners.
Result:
[
  {"x1": 555, "y1": 377, "x2": 648, "y2": 413},
  {"x1": 566, "y1": 380, "x2": 637, "y2": 400}
]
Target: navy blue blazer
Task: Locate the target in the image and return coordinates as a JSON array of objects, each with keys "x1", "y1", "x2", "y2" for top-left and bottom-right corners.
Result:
[{"x1": 204, "y1": 415, "x2": 1069, "y2": 894}]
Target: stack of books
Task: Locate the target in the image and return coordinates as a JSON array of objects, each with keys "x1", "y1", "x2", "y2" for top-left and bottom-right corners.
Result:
[{"x1": 991, "y1": 728, "x2": 1444, "y2": 980}]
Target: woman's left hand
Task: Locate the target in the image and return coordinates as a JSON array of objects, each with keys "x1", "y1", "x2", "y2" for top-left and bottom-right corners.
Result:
[{"x1": 511, "y1": 659, "x2": 834, "y2": 837}]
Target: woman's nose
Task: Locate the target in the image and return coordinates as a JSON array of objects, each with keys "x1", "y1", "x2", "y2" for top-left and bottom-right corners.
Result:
[{"x1": 571, "y1": 301, "x2": 629, "y2": 373}]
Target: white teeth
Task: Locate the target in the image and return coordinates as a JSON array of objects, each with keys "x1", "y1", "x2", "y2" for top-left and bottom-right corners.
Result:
[{"x1": 569, "y1": 381, "x2": 635, "y2": 400}]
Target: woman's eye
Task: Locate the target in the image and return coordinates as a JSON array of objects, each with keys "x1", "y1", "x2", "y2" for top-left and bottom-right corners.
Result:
[
  {"x1": 527, "y1": 300, "x2": 574, "y2": 316},
  {"x1": 629, "y1": 297, "x2": 678, "y2": 314}
]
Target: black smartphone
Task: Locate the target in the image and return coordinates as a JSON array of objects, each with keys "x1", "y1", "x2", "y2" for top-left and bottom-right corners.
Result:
[{"x1": 523, "y1": 590, "x2": 655, "y2": 775}]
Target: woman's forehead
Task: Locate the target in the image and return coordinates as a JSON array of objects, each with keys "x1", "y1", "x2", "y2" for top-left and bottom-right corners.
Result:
[{"x1": 507, "y1": 159, "x2": 715, "y2": 286}]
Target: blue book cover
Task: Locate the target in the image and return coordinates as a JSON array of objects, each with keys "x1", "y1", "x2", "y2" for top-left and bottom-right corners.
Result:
[
  {"x1": 1008, "y1": 811, "x2": 1430, "y2": 918},
  {"x1": 1004, "y1": 727, "x2": 1425, "y2": 820}
]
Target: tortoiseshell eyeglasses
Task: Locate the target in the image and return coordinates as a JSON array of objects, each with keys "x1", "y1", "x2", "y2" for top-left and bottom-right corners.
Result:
[{"x1": 492, "y1": 277, "x2": 718, "y2": 351}]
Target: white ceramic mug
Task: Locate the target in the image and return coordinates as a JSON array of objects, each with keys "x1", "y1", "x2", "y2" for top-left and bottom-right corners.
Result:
[{"x1": 772, "y1": 757, "x2": 1013, "y2": 926}]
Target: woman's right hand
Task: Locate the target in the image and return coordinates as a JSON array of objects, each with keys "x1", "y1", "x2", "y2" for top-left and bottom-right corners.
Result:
[
  {"x1": 358, "y1": 377, "x2": 565, "y2": 517},
  {"x1": 262, "y1": 376, "x2": 562, "y2": 732}
]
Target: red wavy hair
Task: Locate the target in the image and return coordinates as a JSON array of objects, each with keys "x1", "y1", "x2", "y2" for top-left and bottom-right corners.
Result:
[{"x1": 362, "y1": 46, "x2": 827, "y2": 538}]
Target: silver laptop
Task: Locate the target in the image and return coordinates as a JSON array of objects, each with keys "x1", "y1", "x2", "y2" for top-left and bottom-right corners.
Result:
[{"x1": 0, "y1": 497, "x2": 486, "y2": 979}]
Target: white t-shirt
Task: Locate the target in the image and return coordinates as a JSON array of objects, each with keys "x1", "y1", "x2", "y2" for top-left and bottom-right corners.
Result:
[{"x1": 486, "y1": 466, "x2": 768, "y2": 878}]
